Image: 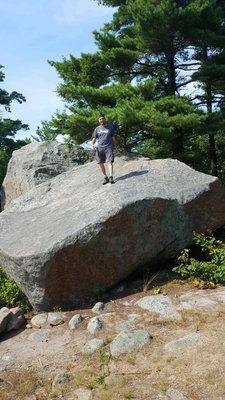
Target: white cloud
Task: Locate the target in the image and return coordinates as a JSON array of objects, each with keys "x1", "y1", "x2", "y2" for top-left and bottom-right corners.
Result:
[{"x1": 54, "y1": 0, "x2": 114, "y2": 25}]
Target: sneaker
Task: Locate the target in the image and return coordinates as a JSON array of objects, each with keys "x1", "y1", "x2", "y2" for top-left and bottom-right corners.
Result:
[
  {"x1": 103, "y1": 176, "x2": 109, "y2": 185},
  {"x1": 109, "y1": 176, "x2": 115, "y2": 184}
]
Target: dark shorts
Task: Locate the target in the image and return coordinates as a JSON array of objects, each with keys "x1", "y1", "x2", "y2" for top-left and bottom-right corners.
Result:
[{"x1": 96, "y1": 147, "x2": 114, "y2": 164}]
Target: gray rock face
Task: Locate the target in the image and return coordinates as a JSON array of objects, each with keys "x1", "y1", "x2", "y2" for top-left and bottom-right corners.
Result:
[
  {"x1": 110, "y1": 329, "x2": 151, "y2": 357},
  {"x1": 1, "y1": 156, "x2": 225, "y2": 311},
  {"x1": 0, "y1": 141, "x2": 94, "y2": 210},
  {"x1": 1, "y1": 141, "x2": 72, "y2": 210}
]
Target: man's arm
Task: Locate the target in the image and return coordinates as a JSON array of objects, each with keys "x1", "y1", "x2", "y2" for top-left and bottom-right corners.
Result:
[{"x1": 92, "y1": 128, "x2": 97, "y2": 148}]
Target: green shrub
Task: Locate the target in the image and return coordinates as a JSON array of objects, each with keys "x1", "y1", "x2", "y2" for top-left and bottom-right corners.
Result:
[
  {"x1": 173, "y1": 233, "x2": 225, "y2": 285},
  {"x1": 0, "y1": 266, "x2": 31, "y2": 311}
]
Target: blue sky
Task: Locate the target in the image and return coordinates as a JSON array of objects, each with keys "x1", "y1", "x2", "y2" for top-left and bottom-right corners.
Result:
[{"x1": 1, "y1": 0, "x2": 115, "y2": 140}]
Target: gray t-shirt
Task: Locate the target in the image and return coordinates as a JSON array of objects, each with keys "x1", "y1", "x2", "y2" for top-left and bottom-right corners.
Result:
[{"x1": 93, "y1": 124, "x2": 115, "y2": 149}]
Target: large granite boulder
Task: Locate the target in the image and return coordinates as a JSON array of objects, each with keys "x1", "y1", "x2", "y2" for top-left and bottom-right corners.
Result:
[
  {"x1": 0, "y1": 141, "x2": 94, "y2": 210},
  {"x1": 0, "y1": 141, "x2": 69, "y2": 210},
  {"x1": 0, "y1": 156, "x2": 225, "y2": 311}
]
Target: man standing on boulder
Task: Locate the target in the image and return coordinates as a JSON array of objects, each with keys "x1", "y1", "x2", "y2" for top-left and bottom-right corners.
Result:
[{"x1": 92, "y1": 115, "x2": 116, "y2": 184}]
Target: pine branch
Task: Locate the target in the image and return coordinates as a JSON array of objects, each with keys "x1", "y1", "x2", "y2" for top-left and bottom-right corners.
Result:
[
  {"x1": 177, "y1": 62, "x2": 201, "y2": 68},
  {"x1": 177, "y1": 79, "x2": 193, "y2": 88}
]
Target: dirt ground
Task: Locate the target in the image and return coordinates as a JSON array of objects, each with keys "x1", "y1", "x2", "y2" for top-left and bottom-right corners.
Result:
[{"x1": 1, "y1": 273, "x2": 225, "y2": 400}]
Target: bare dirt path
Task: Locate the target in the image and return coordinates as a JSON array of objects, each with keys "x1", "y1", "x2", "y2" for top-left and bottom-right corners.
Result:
[{"x1": 1, "y1": 280, "x2": 225, "y2": 400}]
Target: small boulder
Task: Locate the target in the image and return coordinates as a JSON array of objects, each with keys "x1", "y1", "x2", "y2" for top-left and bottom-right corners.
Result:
[
  {"x1": 5, "y1": 307, "x2": 26, "y2": 332},
  {"x1": 178, "y1": 292, "x2": 217, "y2": 310},
  {"x1": 31, "y1": 313, "x2": 48, "y2": 328},
  {"x1": 29, "y1": 329, "x2": 51, "y2": 342},
  {"x1": 115, "y1": 320, "x2": 135, "y2": 332},
  {"x1": 87, "y1": 317, "x2": 103, "y2": 335},
  {"x1": 165, "y1": 332, "x2": 205, "y2": 351},
  {"x1": 92, "y1": 302, "x2": 105, "y2": 314},
  {"x1": 82, "y1": 338, "x2": 104, "y2": 354},
  {"x1": 47, "y1": 312, "x2": 65, "y2": 326},
  {"x1": 136, "y1": 295, "x2": 181, "y2": 320},
  {"x1": 68, "y1": 314, "x2": 83, "y2": 329},
  {"x1": 110, "y1": 329, "x2": 151, "y2": 357},
  {"x1": 0, "y1": 307, "x2": 12, "y2": 334}
]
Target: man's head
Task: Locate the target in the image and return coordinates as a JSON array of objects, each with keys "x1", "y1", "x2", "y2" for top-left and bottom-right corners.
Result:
[{"x1": 99, "y1": 115, "x2": 106, "y2": 126}]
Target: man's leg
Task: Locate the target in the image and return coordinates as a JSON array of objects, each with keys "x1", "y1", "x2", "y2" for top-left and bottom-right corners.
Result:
[
  {"x1": 99, "y1": 163, "x2": 109, "y2": 184},
  {"x1": 96, "y1": 148, "x2": 108, "y2": 184},
  {"x1": 99, "y1": 162, "x2": 106, "y2": 176},
  {"x1": 108, "y1": 161, "x2": 114, "y2": 183},
  {"x1": 108, "y1": 161, "x2": 113, "y2": 177},
  {"x1": 106, "y1": 147, "x2": 115, "y2": 183}
]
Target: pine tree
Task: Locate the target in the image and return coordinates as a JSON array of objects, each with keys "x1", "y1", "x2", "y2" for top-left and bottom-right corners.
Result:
[
  {"x1": 0, "y1": 65, "x2": 28, "y2": 185},
  {"x1": 48, "y1": 0, "x2": 225, "y2": 174}
]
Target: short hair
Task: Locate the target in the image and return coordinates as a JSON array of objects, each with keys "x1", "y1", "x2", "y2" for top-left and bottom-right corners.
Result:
[{"x1": 99, "y1": 115, "x2": 106, "y2": 119}]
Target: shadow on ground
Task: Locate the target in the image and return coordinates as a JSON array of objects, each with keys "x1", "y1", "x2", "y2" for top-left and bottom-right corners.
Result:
[{"x1": 115, "y1": 170, "x2": 148, "y2": 182}]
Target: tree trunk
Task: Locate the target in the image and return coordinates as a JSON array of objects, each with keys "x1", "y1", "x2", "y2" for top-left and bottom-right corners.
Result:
[
  {"x1": 203, "y1": 47, "x2": 218, "y2": 176},
  {"x1": 166, "y1": 45, "x2": 185, "y2": 160},
  {"x1": 171, "y1": 135, "x2": 184, "y2": 160},
  {"x1": 166, "y1": 43, "x2": 177, "y2": 96}
]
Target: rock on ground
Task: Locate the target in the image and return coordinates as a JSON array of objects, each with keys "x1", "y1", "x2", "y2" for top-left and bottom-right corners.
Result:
[
  {"x1": 30, "y1": 313, "x2": 48, "y2": 328},
  {"x1": 136, "y1": 295, "x2": 181, "y2": 320},
  {"x1": 68, "y1": 314, "x2": 83, "y2": 329},
  {"x1": 110, "y1": 329, "x2": 151, "y2": 357},
  {"x1": 28, "y1": 329, "x2": 51, "y2": 342},
  {"x1": 82, "y1": 338, "x2": 104, "y2": 354},
  {"x1": 1, "y1": 156, "x2": 225, "y2": 310},
  {"x1": 164, "y1": 332, "x2": 205, "y2": 351},
  {"x1": 47, "y1": 312, "x2": 65, "y2": 326},
  {"x1": 92, "y1": 302, "x2": 105, "y2": 313},
  {"x1": 5, "y1": 307, "x2": 26, "y2": 332},
  {"x1": 178, "y1": 292, "x2": 218, "y2": 310},
  {"x1": 87, "y1": 317, "x2": 103, "y2": 334},
  {"x1": 115, "y1": 320, "x2": 135, "y2": 332},
  {"x1": 0, "y1": 307, "x2": 25, "y2": 334},
  {"x1": 0, "y1": 308, "x2": 12, "y2": 334}
]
